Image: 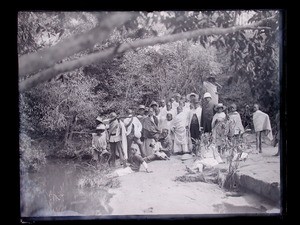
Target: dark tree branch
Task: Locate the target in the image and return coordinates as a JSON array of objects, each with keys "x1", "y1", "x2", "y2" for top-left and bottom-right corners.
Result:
[
  {"x1": 19, "y1": 16, "x2": 275, "y2": 92},
  {"x1": 19, "y1": 12, "x2": 137, "y2": 78}
]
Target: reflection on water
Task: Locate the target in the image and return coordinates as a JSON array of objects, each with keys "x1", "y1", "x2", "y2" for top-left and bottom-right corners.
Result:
[
  {"x1": 23, "y1": 158, "x2": 114, "y2": 217},
  {"x1": 21, "y1": 158, "x2": 280, "y2": 217}
]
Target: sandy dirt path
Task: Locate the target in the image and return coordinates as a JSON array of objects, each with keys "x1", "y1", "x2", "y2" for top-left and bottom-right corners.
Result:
[{"x1": 108, "y1": 155, "x2": 278, "y2": 216}]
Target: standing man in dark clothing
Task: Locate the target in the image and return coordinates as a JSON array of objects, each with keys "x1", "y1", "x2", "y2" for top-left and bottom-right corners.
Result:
[
  {"x1": 188, "y1": 100, "x2": 202, "y2": 143},
  {"x1": 201, "y1": 92, "x2": 216, "y2": 133}
]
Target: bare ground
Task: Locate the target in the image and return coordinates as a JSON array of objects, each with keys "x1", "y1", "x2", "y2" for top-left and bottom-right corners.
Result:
[{"x1": 108, "y1": 151, "x2": 280, "y2": 216}]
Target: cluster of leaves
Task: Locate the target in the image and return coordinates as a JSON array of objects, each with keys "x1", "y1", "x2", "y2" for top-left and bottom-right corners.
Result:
[{"x1": 18, "y1": 12, "x2": 98, "y2": 56}]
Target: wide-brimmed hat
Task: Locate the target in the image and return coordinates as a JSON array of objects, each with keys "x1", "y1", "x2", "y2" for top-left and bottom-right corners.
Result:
[
  {"x1": 96, "y1": 124, "x2": 106, "y2": 130},
  {"x1": 150, "y1": 101, "x2": 159, "y2": 107},
  {"x1": 203, "y1": 92, "x2": 212, "y2": 98},
  {"x1": 186, "y1": 92, "x2": 199, "y2": 101},
  {"x1": 215, "y1": 103, "x2": 226, "y2": 111},
  {"x1": 138, "y1": 104, "x2": 146, "y2": 110}
]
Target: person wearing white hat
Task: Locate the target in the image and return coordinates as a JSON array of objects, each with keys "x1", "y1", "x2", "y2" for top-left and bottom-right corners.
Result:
[{"x1": 201, "y1": 92, "x2": 217, "y2": 133}]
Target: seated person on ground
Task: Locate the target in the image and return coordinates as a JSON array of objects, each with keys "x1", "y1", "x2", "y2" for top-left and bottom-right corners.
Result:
[
  {"x1": 158, "y1": 129, "x2": 172, "y2": 157},
  {"x1": 108, "y1": 144, "x2": 152, "y2": 177},
  {"x1": 143, "y1": 138, "x2": 170, "y2": 163}
]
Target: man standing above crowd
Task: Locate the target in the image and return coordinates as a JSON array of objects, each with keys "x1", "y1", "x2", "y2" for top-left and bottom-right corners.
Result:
[{"x1": 203, "y1": 75, "x2": 222, "y2": 105}]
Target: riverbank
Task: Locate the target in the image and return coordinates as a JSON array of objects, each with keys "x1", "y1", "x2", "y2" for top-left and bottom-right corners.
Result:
[
  {"x1": 108, "y1": 149, "x2": 280, "y2": 216},
  {"x1": 20, "y1": 141, "x2": 281, "y2": 219},
  {"x1": 215, "y1": 144, "x2": 280, "y2": 204}
]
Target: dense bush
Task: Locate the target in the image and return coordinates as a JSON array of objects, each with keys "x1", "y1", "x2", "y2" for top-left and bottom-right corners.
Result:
[{"x1": 19, "y1": 133, "x2": 46, "y2": 173}]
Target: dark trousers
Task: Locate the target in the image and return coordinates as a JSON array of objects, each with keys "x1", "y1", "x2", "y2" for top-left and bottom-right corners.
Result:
[
  {"x1": 256, "y1": 131, "x2": 262, "y2": 152},
  {"x1": 127, "y1": 136, "x2": 145, "y2": 158},
  {"x1": 190, "y1": 123, "x2": 200, "y2": 142},
  {"x1": 109, "y1": 141, "x2": 124, "y2": 167}
]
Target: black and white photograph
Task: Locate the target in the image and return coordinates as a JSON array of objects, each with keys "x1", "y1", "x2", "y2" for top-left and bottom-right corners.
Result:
[{"x1": 18, "y1": 10, "x2": 285, "y2": 221}]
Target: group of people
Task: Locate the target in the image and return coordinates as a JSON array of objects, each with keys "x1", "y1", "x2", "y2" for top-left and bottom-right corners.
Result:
[{"x1": 91, "y1": 91, "x2": 275, "y2": 176}]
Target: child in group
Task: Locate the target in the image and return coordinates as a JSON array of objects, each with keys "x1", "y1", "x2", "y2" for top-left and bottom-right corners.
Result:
[{"x1": 91, "y1": 124, "x2": 110, "y2": 165}]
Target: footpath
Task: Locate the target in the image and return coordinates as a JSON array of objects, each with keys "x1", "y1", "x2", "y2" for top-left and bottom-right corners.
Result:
[{"x1": 108, "y1": 142, "x2": 281, "y2": 215}]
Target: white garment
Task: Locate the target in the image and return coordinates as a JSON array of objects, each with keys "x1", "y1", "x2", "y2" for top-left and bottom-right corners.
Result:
[
  {"x1": 166, "y1": 109, "x2": 176, "y2": 118},
  {"x1": 119, "y1": 121, "x2": 128, "y2": 159},
  {"x1": 172, "y1": 101, "x2": 179, "y2": 111},
  {"x1": 159, "y1": 106, "x2": 167, "y2": 118},
  {"x1": 172, "y1": 112, "x2": 189, "y2": 154},
  {"x1": 123, "y1": 116, "x2": 143, "y2": 138},
  {"x1": 188, "y1": 106, "x2": 202, "y2": 129},
  {"x1": 253, "y1": 110, "x2": 273, "y2": 140},
  {"x1": 184, "y1": 102, "x2": 190, "y2": 110},
  {"x1": 211, "y1": 112, "x2": 226, "y2": 128}
]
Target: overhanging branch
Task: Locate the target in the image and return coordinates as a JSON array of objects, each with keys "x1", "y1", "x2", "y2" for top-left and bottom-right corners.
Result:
[
  {"x1": 18, "y1": 12, "x2": 137, "y2": 78},
  {"x1": 19, "y1": 16, "x2": 275, "y2": 92}
]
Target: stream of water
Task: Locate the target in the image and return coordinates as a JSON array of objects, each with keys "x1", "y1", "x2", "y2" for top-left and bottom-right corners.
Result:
[{"x1": 21, "y1": 158, "x2": 280, "y2": 218}]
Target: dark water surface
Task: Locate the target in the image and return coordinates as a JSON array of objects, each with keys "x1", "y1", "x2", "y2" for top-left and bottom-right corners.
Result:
[{"x1": 23, "y1": 158, "x2": 114, "y2": 217}]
